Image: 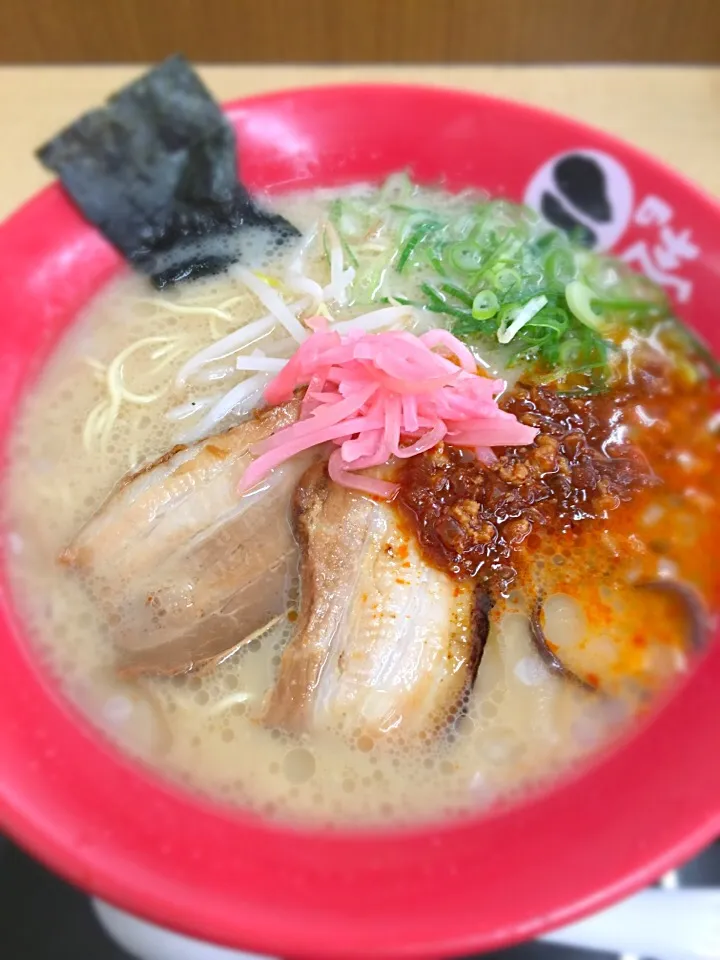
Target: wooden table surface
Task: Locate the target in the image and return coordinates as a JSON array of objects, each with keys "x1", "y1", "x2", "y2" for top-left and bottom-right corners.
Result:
[{"x1": 1, "y1": 65, "x2": 718, "y2": 221}]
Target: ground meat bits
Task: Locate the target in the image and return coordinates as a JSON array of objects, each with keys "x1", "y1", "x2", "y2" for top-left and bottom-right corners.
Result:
[{"x1": 396, "y1": 385, "x2": 655, "y2": 589}]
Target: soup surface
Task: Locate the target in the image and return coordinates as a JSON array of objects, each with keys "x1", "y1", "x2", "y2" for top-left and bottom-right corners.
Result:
[{"x1": 5, "y1": 179, "x2": 720, "y2": 824}]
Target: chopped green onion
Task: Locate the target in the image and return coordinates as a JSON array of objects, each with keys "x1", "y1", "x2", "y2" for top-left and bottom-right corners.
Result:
[
  {"x1": 565, "y1": 280, "x2": 605, "y2": 332},
  {"x1": 396, "y1": 221, "x2": 439, "y2": 273},
  {"x1": 590, "y1": 298, "x2": 666, "y2": 315},
  {"x1": 472, "y1": 289, "x2": 499, "y2": 321},
  {"x1": 420, "y1": 283, "x2": 473, "y2": 320},
  {"x1": 329, "y1": 198, "x2": 365, "y2": 249},
  {"x1": 473, "y1": 234, "x2": 511, "y2": 277},
  {"x1": 327, "y1": 201, "x2": 360, "y2": 268},
  {"x1": 533, "y1": 231, "x2": 557, "y2": 253},
  {"x1": 440, "y1": 281, "x2": 474, "y2": 308},
  {"x1": 326, "y1": 174, "x2": 705, "y2": 391},
  {"x1": 545, "y1": 248, "x2": 577, "y2": 286},
  {"x1": 447, "y1": 241, "x2": 484, "y2": 273},
  {"x1": 490, "y1": 265, "x2": 522, "y2": 293},
  {"x1": 421, "y1": 282, "x2": 449, "y2": 308},
  {"x1": 430, "y1": 303, "x2": 473, "y2": 319},
  {"x1": 350, "y1": 262, "x2": 386, "y2": 304},
  {"x1": 426, "y1": 246, "x2": 448, "y2": 276},
  {"x1": 340, "y1": 236, "x2": 359, "y2": 270},
  {"x1": 523, "y1": 303, "x2": 569, "y2": 333},
  {"x1": 557, "y1": 337, "x2": 587, "y2": 367},
  {"x1": 497, "y1": 295, "x2": 549, "y2": 344},
  {"x1": 389, "y1": 203, "x2": 436, "y2": 216}
]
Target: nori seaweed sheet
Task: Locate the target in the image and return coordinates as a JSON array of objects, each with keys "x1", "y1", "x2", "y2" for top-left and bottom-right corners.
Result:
[{"x1": 36, "y1": 54, "x2": 299, "y2": 288}]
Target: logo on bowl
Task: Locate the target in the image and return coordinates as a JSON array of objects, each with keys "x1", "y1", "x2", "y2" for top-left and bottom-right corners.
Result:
[
  {"x1": 622, "y1": 195, "x2": 699, "y2": 303},
  {"x1": 524, "y1": 149, "x2": 634, "y2": 252},
  {"x1": 524, "y1": 149, "x2": 700, "y2": 303}
]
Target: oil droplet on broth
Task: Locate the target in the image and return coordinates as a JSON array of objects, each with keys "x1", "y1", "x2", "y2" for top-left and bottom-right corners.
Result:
[{"x1": 283, "y1": 748, "x2": 316, "y2": 784}]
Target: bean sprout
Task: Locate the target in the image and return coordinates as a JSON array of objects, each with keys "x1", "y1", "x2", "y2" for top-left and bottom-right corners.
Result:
[
  {"x1": 285, "y1": 273, "x2": 324, "y2": 303},
  {"x1": 190, "y1": 364, "x2": 237, "y2": 384},
  {"x1": 166, "y1": 394, "x2": 223, "y2": 422},
  {"x1": 178, "y1": 372, "x2": 270, "y2": 443},
  {"x1": 323, "y1": 222, "x2": 355, "y2": 305},
  {"x1": 288, "y1": 223, "x2": 319, "y2": 277},
  {"x1": 332, "y1": 305, "x2": 415, "y2": 335},
  {"x1": 234, "y1": 267, "x2": 309, "y2": 342},
  {"x1": 175, "y1": 314, "x2": 276, "y2": 386},
  {"x1": 79, "y1": 200, "x2": 425, "y2": 458},
  {"x1": 235, "y1": 355, "x2": 287, "y2": 374}
]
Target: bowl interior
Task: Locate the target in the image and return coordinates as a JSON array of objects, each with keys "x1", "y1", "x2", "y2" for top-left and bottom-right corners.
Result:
[{"x1": 0, "y1": 84, "x2": 719, "y2": 960}]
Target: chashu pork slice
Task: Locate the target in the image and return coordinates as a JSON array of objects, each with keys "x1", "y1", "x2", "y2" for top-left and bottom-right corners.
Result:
[
  {"x1": 263, "y1": 463, "x2": 490, "y2": 741},
  {"x1": 61, "y1": 400, "x2": 302, "y2": 676}
]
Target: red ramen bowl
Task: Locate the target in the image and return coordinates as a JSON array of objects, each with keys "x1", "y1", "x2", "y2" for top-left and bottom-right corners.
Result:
[{"x1": 0, "y1": 84, "x2": 719, "y2": 960}]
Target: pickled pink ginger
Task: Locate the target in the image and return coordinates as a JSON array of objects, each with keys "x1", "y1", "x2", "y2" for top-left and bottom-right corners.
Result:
[{"x1": 240, "y1": 323, "x2": 538, "y2": 499}]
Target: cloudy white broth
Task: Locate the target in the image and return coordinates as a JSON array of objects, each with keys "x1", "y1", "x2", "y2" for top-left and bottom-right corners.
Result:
[{"x1": 5, "y1": 177, "x2": 720, "y2": 824}]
